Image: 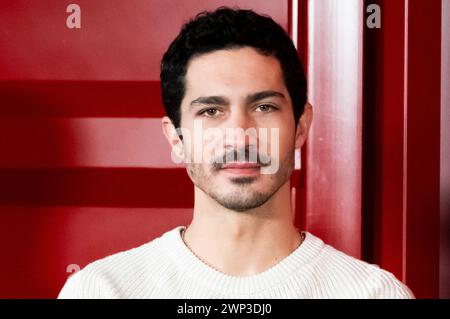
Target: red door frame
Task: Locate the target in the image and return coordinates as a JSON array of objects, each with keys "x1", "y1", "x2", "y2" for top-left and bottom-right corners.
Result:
[
  {"x1": 294, "y1": 0, "x2": 442, "y2": 298},
  {"x1": 362, "y1": 0, "x2": 441, "y2": 298},
  {"x1": 296, "y1": 0, "x2": 364, "y2": 260}
]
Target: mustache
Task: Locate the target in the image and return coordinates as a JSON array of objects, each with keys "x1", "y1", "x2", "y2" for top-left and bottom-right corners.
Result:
[{"x1": 211, "y1": 146, "x2": 272, "y2": 169}]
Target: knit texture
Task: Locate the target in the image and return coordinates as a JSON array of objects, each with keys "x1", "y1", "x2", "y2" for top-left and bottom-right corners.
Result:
[{"x1": 58, "y1": 226, "x2": 415, "y2": 299}]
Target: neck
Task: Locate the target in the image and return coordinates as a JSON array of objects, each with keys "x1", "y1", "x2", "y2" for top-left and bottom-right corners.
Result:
[{"x1": 182, "y1": 181, "x2": 303, "y2": 276}]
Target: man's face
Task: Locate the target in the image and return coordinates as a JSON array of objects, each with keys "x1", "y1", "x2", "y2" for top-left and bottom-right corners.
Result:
[{"x1": 176, "y1": 47, "x2": 298, "y2": 211}]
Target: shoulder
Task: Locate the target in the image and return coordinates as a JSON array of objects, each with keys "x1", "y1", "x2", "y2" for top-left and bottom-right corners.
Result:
[
  {"x1": 58, "y1": 227, "x2": 180, "y2": 299},
  {"x1": 305, "y1": 233, "x2": 415, "y2": 299}
]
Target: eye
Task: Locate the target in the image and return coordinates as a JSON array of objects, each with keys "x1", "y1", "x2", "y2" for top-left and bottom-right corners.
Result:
[
  {"x1": 256, "y1": 104, "x2": 277, "y2": 112},
  {"x1": 198, "y1": 108, "x2": 221, "y2": 118}
]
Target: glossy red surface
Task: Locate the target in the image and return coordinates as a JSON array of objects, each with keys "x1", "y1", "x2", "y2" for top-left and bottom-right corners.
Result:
[
  {"x1": 440, "y1": 0, "x2": 450, "y2": 299},
  {"x1": 362, "y1": 0, "x2": 407, "y2": 285},
  {"x1": 0, "y1": 0, "x2": 288, "y2": 81},
  {"x1": 303, "y1": 0, "x2": 364, "y2": 259},
  {"x1": 0, "y1": 0, "x2": 290, "y2": 298},
  {"x1": 403, "y1": 0, "x2": 441, "y2": 298},
  {"x1": 362, "y1": 0, "x2": 442, "y2": 298},
  {"x1": 0, "y1": 206, "x2": 193, "y2": 298}
]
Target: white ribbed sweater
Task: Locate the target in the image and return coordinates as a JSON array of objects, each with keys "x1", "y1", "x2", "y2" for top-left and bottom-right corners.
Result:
[{"x1": 58, "y1": 226, "x2": 415, "y2": 299}]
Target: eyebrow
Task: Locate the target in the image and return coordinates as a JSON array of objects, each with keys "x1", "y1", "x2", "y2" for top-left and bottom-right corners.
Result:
[
  {"x1": 189, "y1": 90, "x2": 286, "y2": 110},
  {"x1": 246, "y1": 90, "x2": 286, "y2": 104}
]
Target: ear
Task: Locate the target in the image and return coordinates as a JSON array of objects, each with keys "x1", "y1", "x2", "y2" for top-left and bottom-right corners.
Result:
[
  {"x1": 294, "y1": 103, "x2": 313, "y2": 149},
  {"x1": 161, "y1": 116, "x2": 184, "y2": 161}
]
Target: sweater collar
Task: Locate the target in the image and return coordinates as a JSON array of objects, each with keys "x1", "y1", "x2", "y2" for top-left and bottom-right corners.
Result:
[{"x1": 161, "y1": 225, "x2": 324, "y2": 295}]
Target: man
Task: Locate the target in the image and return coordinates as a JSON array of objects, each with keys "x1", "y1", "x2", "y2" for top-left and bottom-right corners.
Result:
[{"x1": 59, "y1": 7, "x2": 414, "y2": 298}]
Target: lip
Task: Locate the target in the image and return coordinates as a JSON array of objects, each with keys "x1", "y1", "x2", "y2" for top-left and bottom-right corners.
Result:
[
  {"x1": 220, "y1": 162, "x2": 261, "y2": 176},
  {"x1": 221, "y1": 162, "x2": 261, "y2": 169}
]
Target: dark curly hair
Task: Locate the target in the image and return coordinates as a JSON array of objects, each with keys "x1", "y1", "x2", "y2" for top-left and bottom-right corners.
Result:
[{"x1": 160, "y1": 6, "x2": 307, "y2": 129}]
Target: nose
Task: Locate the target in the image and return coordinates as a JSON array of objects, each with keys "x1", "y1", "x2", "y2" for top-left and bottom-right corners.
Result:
[
  {"x1": 226, "y1": 106, "x2": 254, "y2": 130},
  {"x1": 222, "y1": 106, "x2": 257, "y2": 150},
  {"x1": 223, "y1": 105, "x2": 258, "y2": 134}
]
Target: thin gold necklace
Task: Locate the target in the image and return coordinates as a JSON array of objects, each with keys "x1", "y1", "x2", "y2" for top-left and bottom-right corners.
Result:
[{"x1": 181, "y1": 227, "x2": 305, "y2": 248}]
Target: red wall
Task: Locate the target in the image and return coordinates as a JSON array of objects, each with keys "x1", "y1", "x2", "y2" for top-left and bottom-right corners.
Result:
[
  {"x1": 361, "y1": 0, "x2": 442, "y2": 298},
  {"x1": 300, "y1": 0, "x2": 364, "y2": 260},
  {"x1": 0, "y1": 0, "x2": 290, "y2": 299}
]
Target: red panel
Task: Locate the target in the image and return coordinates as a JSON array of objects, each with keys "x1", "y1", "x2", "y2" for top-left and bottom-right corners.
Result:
[
  {"x1": 440, "y1": 0, "x2": 450, "y2": 299},
  {"x1": 0, "y1": 206, "x2": 192, "y2": 298},
  {"x1": 0, "y1": 0, "x2": 290, "y2": 298},
  {"x1": 0, "y1": 81, "x2": 164, "y2": 117},
  {"x1": 362, "y1": 0, "x2": 406, "y2": 282},
  {"x1": 0, "y1": 0, "x2": 287, "y2": 81},
  {"x1": 293, "y1": 0, "x2": 309, "y2": 231},
  {"x1": 404, "y1": 0, "x2": 441, "y2": 298},
  {"x1": 362, "y1": 0, "x2": 441, "y2": 298},
  {"x1": 0, "y1": 117, "x2": 180, "y2": 168},
  {"x1": 304, "y1": 0, "x2": 364, "y2": 259},
  {"x1": 0, "y1": 168, "x2": 193, "y2": 207}
]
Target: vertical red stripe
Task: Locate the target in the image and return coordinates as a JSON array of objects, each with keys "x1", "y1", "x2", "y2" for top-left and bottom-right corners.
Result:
[
  {"x1": 440, "y1": 0, "x2": 450, "y2": 299},
  {"x1": 294, "y1": 0, "x2": 308, "y2": 231},
  {"x1": 362, "y1": 0, "x2": 406, "y2": 283},
  {"x1": 363, "y1": 0, "x2": 442, "y2": 298},
  {"x1": 403, "y1": 0, "x2": 441, "y2": 298},
  {"x1": 304, "y1": 0, "x2": 364, "y2": 258}
]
